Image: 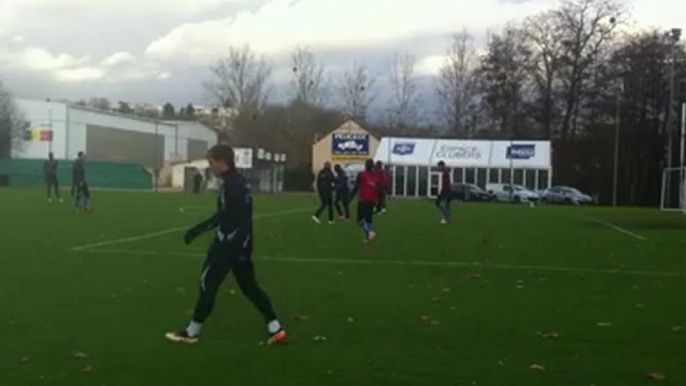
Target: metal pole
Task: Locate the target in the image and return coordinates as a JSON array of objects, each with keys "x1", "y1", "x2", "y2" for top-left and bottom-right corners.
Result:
[
  {"x1": 65, "y1": 104, "x2": 70, "y2": 159},
  {"x1": 509, "y1": 139, "x2": 514, "y2": 201},
  {"x1": 155, "y1": 122, "x2": 159, "y2": 193},
  {"x1": 680, "y1": 103, "x2": 686, "y2": 213},
  {"x1": 612, "y1": 93, "x2": 622, "y2": 207},
  {"x1": 666, "y1": 34, "x2": 677, "y2": 206}
]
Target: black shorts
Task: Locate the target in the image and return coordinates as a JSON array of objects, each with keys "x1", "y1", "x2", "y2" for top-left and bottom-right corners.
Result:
[
  {"x1": 76, "y1": 182, "x2": 90, "y2": 198},
  {"x1": 357, "y1": 202, "x2": 375, "y2": 224}
]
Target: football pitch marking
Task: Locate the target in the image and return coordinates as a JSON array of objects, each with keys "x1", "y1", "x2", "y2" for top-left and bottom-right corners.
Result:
[
  {"x1": 585, "y1": 217, "x2": 647, "y2": 241},
  {"x1": 74, "y1": 248, "x2": 679, "y2": 277},
  {"x1": 71, "y1": 207, "x2": 314, "y2": 252}
]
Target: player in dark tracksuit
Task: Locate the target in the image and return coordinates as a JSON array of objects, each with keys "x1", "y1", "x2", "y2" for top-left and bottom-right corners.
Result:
[
  {"x1": 350, "y1": 159, "x2": 381, "y2": 244},
  {"x1": 166, "y1": 145, "x2": 287, "y2": 346},
  {"x1": 375, "y1": 161, "x2": 390, "y2": 214},
  {"x1": 72, "y1": 152, "x2": 91, "y2": 211},
  {"x1": 436, "y1": 161, "x2": 452, "y2": 224},
  {"x1": 44, "y1": 152, "x2": 63, "y2": 202},
  {"x1": 312, "y1": 162, "x2": 335, "y2": 224},
  {"x1": 333, "y1": 164, "x2": 350, "y2": 221}
]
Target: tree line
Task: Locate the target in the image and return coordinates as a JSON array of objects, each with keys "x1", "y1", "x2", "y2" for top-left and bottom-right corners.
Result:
[{"x1": 203, "y1": 0, "x2": 686, "y2": 206}]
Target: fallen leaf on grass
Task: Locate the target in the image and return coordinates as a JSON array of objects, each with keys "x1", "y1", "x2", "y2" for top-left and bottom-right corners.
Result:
[
  {"x1": 516, "y1": 285, "x2": 525, "y2": 290},
  {"x1": 442, "y1": 287, "x2": 451, "y2": 293},
  {"x1": 290, "y1": 314, "x2": 310, "y2": 322},
  {"x1": 671, "y1": 326, "x2": 684, "y2": 332},
  {"x1": 646, "y1": 372, "x2": 667, "y2": 381},
  {"x1": 537, "y1": 331, "x2": 560, "y2": 339},
  {"x1": 71, "y1": 351, "x2": 89, "y2": 359},
  {"x1": 20, "y1": 356, "x2": 29, "y2": 363},
  {"x1": 313, "y1": 335, "x2": 327, "y2": 342},
  {"x1": 419, "y1": 316, "x2": 440, "y2": 326},
  {"x1": 347, "y1": 317, "x2": 355, "y2": 323},
  {"x1": 596, "y1": 322, "x2": 613, "y2": 327},
  {"x1": 431, "y1": 297, "x2": 440, "y2": 303},
  {"x1": 81, "y1": 366, "x2": 93, "y2": 374},
  {"x1": 468, "y1": 274, "x2": 483, "y2": 281},
  {"x1": 636, "y1": 304, "x2": 645, "y2": 309},
  {"x1": 529, "y1": 364, "x2": 545, "y2": 371}
]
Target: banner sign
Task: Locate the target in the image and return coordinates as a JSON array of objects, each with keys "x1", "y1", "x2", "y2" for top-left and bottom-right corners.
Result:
[{"x1": 332, "y1": 133, "x2": 370, "y2": 156}]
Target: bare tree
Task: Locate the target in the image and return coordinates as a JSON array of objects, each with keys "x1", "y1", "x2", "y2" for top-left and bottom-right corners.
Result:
[
  {"x1": 387, "y1": 53, "x2": 419, "y2": 130},
  {"x1": 436, "y1": 32, "x2": 480, "y2": 137},
  {"x1": 524, "y1": 11, "x2": 565, "y2": 138},
  {"x1": 88, "y1": 97, "x2": 111, "y2": 111},
  {"x1": 554, "y1": 0, "x2": 624, "y2": 139},
  {"x1": 478, "y1": 25, "x2": 533, "y2": 138},
  {"x1": 205, "y1": 45, "x2": 272, "y2": 114},
  {"x1": 291, "y1": 47, "x2": 330, "y2": 107},
  {"x1": 0, "y1": 82, "x2": 27, "y2": 158},
  {"x1": 341, "y1": 62, "x2": 376, "y2": 123}
]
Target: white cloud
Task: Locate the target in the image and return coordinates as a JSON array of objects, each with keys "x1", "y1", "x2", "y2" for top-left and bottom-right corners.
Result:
[
  {"x1": 158, "y1": 72, "x2": 172, "y2": 80},
  {"x1": 417, "y1": 55, "x2": 447, "y2": 76},
  {"x1": 11, "y1": 34, "x2": 23, "y2": 43},
  {"x1": 54, "y1": 67, "x2": 106, "y2": 83},
  {"x1": 0, "y1": 45, "x2": 168, "y2": 84},
  {"x1": 631, "y1": 0, "x2": 686, "y2": 32},
  {"x1": 102, "y1": 51, "x2": 136, "y2": 67},
  {"x1": 145, "y1": 0, "x2": 555, "y2": 63},
  {"x1": 14, "y1": 47, "x2": 90, "y2": 71}
]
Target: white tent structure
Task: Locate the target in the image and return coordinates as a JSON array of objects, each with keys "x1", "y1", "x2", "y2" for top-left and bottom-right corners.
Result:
[{"x1": 373, "y1": 137, "x2": 553, "y2": 198}]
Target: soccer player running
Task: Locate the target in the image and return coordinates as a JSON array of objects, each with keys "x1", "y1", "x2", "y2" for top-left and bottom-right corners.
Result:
[
  {"x1": 72, "y1": 152, "x2": 91, "y2": 211},
  {"x1": 375, "y1": 161, "x2": 390, "y2": 214},
  {"x1": 312, "y1": 161, "x2": 335, "y2": 224},
  {"x1": 44, "y1": 152, "x2": 63, "y2": 203},
  {"x1": 436, "y1": 161, "x2": 453, "y2": 225},
  {"x1": 350, "y1": 159, "x2": 381, "y2": 244},
  {"x1": 166, "y1": 144, "x2": 287, "y2": 345},
  {"x1": 333, "y1": 164, "x2": 350, "y2": 221}
]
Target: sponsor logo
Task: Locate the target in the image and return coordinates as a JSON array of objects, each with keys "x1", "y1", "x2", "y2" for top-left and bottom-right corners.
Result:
[
  {"x1": 435, "y1": 145, "x2": 482, "y2": 160},
  {"x1": 332, "y1": 133, "x2": 369, "y2": 156},
  {"x1": 507, "y1": 144, "x2": 536, "y2": 159},
  {"x1": 392, "y1": 143, "x2": 415, "y2": 156}
]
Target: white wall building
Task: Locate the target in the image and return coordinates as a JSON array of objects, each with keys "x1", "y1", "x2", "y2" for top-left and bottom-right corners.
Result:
[
  {"x1": 13, "y1": 99, "x2": 217, "y2": 168},
  {"x1": 374, "y1": 137, "x2": 553, "y2": 198}
]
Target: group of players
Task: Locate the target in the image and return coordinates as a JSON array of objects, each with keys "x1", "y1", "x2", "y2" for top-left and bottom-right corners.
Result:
[
  {"x1": 311, "y1": 158, "x2": 454, "y2": 244},
  {"x1": 311, "y1": 159, "x2": 390, "y2": 244},
  {"x1": 43, "y1": 151, "x2": 92, "y2": 211},
  {"x1": 38, "y1": 145, "x2": 453, "y2": 346}
]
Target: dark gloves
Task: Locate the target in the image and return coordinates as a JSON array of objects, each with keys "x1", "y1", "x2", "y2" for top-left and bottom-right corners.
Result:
[{"x1": 184, "y1": 224, "x2": 206, "y2": 245}]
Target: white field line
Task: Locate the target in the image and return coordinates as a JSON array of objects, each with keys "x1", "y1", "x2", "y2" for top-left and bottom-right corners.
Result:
[
  {"x1": 585, "y1": 217, "x2": 647, "y2": 241},
  {"x1": 74, "y1": 248, "x2": 679, "y2": 277},
  {"x1": 71, "y1": 207, "x2": 314, "y2": 252}
]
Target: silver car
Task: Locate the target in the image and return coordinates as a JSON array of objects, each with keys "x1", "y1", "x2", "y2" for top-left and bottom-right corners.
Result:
[{"x1": 540, "y1": 186, "x2": 593, "y2": 205}]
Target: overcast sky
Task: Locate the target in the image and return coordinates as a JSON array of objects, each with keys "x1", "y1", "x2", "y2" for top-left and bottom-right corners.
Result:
[{"x1": 1, "y1": 0, "x2": 684, "y2": 110}]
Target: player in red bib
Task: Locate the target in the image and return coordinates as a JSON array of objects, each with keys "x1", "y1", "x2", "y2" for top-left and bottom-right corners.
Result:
[{"x1": 350, "y1": 159, "x2": 381, "y2": 244}]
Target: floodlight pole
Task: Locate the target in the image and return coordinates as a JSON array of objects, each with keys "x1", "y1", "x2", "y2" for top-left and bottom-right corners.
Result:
[
  {"x1": 612, "y1": 91, "x2": 622, "y2": 207},
  {"x1": 681, "y1": 103, "x2": 686, "y2": 213},
  {"x1": 666, "y1": 28, "x2": 681, "y2": 207}
]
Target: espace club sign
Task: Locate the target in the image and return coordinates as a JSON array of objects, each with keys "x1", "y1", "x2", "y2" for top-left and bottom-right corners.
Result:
[{"x1": 434, "y1": 144, "x2": 483, "y2": 160}]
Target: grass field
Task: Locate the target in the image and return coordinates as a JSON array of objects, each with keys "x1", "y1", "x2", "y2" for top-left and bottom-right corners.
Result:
[{"x1": 1, "y1": 187, "x2": 685, "y2": 386}]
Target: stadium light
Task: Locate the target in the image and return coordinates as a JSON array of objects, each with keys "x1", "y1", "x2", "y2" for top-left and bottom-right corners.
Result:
[{"x1": 612, "y1": 82, "x2": 624, "y2": 207}]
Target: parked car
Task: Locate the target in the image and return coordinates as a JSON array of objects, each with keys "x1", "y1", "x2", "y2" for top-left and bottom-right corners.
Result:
[
  {"x1": 540, "y1": 186, "x2": 593, "y2": 205},
  {"x1": 451, "y1": 183, "x2": 494, "y2": 202},
  {"x1": 488, "y1": 184, "x2": 540, "y2": 203}
]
